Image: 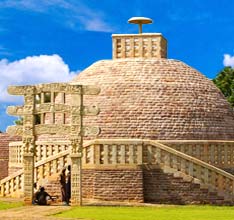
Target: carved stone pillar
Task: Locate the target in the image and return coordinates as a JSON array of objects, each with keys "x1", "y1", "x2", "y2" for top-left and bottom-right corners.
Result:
[
  {"x1": 22, "y1": 135, "x2": 35, "y2": 205},
  {"x1": 70, "y1": 153, "x2": 82, "y2": 205},
  {"x1": 70, "y1": 89, "x2": 83, "y2": 206},
  {"x1": 23, "y1": 151, "x2": 34, "y2": 204},
  {"x1": 23, "y1": 90, "x2": 35, "y2": 205}
]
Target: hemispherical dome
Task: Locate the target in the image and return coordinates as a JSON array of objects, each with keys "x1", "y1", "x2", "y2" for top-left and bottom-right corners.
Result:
[{"x1": 71, "y1": 58, "x2": 234, "y2": 140}]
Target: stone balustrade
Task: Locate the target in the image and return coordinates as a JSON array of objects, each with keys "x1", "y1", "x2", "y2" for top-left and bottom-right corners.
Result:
[
  {"x1": 0, "y1": 169, "x2": 23, "y2": 197},
  {"x1": 9, "y1": 140, "x2": 234, "y2": 171},
  {"x1": 160, "y1": 140, "x2": 234, "y2": 172},
  {"x1": 9, "y1": 141, "x2": 70, "y2": 174},
  {"x1": 83, "y1": 139, "x2": 143, "y2": 167},
  {"x1": 1, "y1": 150, "x2": 70, "y2": 197},
  {"x1": 2, "y1": 139, "x2": 234, "y2": 199},
  {"x1": 147, "y1": 141, "x2": 234, "y2": 198},
  {"x1": 112, "y1": 34, "x2": 167, "y2": 59}
]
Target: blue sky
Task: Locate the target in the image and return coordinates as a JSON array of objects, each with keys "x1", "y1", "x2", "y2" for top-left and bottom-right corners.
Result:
[{"x1": 0, "y1": 0, "x2": 234, "y2": 132}]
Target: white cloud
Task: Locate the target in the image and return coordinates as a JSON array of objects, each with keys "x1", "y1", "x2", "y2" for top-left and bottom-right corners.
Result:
[
  {"x1": 0, "y1": 0, "x2": 114, "y2": 32},
  {"x1": 79, "y1": 16, "x2": 114, "y2": 32},
  {"x1": 223, "y1": 54, "x2": 234, "y2": 67},
  {"x1": 0, "y1": 54, "x2": 78, "y2": 103}
]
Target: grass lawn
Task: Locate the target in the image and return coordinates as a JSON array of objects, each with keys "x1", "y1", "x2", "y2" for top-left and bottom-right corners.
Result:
[
  {"x1": 54, "y1": 205, "x2": 234, "y2": 220},
  {"x1": 0, "y1": 200, "x2": 23, "y2": 210}
]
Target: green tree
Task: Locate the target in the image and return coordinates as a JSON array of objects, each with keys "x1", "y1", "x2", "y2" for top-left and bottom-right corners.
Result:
[
  {"x1": 213, "y1": 66, "x2": 234, "y2": 107},
  {"x1": 14, "y1": 117, "x2": 23, "y2": 125}
]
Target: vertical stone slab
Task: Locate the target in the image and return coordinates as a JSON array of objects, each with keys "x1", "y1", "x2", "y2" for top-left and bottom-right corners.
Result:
[
  {"x1": 23, "y1": 88, "x2": 35, "y2": 205},
  {"x1": 23, "y1": 152, "x2": 34, "y2": 204},
  {"x1": 70, "y1": 154, "x2": 82, "y2": 205},
  {"x1": 70, "y1": 86, "x2": 83, "y2": 206}
]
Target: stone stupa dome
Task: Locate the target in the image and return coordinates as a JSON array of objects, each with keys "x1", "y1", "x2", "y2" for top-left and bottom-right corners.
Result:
[{"x1": 71, "y1": 18, "x2": 234, "y2": 140}]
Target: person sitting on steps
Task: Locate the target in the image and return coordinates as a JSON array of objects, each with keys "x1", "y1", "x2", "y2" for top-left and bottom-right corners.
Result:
[{"x1": 34, "y1": 186, "x2": 54, "y2": 205}]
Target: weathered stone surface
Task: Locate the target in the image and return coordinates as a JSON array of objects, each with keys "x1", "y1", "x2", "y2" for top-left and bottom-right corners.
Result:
[
  {"x1": 112, "y1": 34, "x2": 167, "y2": 59},
  {"x1": 72, "y1": 58, "x2": 234, "y2": 140},
  {"x1": 0, "y1": 133, "x2": 20, "y2": 180},
  {"x1": 143, "y1": 168, "x2": 227, "y2": 204},
  {"x1": 44, "y1": 167, "x2": 229, "y2": 204},
  {"x1": 93, "y1": 169, "x2": 144, "y2": 202},
  {"x1": 6, "y1": 125, "x2": 23, "y2": 136},
  {"x1": 43, "y1": 169, "x2": 144, "y2": 203},
  {"x1": 8, "y1": 83, "x2": 82, "y2": 95}
]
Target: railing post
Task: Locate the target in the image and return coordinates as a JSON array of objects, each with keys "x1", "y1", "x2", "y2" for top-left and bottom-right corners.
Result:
[
  {"x1": 104, "y1": 145, "x2": 109, "y2": 164},
  {"x1": 155, "y1": 148, "x2": 161, "y2": 165},
  {"x1": 90, "y1": 145, "x2": 95, "y2": 164},
  {"x1": 112, "y1": 145, "x2": 117, "y2": 165},
  {"x1": 137, "y1": 144, "x2": 143, "y2": 165},
  {"x1": 147, "y1": 145, "x2": 152, "y2": 164},
  {"x1": 188, "y1": 161, "x2": 194, "y2": 177},
  {"x1": 0, "y1": 184, "x2": 4, "y2": 196},
  {"x1": 204, "y1": 168, "x2": 209, "y2": 185},
  {"x1": 120, "y1": 145, "x2": 126, "y2": 164},
  {"x1": 95, "y1": 144, "x2": 101, "y2": 165},
  {"x1": 129, "y1": 145, "x2": 134, "y2": 164}
]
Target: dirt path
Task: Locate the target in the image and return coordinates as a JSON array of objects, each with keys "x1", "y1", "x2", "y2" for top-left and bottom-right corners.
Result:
[
  {"x1": 0, "y1": 204, "x2": 72, "y2": 220},
  {"x1": 0, "y1": 198, "x2": 165, "y2": 219}
]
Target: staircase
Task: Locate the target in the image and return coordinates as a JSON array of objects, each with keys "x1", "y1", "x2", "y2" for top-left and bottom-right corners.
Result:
[{"x1": 1, "y1": 139, "x2": 234, "y2": 204}]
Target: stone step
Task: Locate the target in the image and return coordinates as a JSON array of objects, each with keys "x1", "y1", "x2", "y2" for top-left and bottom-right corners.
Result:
[{"x1": 143, "y1": 168, "x2": 232, "y2": 205}]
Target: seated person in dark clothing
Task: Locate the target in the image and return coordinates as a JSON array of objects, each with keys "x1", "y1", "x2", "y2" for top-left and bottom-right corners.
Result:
[{"x1": 34, "y1": 187, "x2": 53, "y2": 205}]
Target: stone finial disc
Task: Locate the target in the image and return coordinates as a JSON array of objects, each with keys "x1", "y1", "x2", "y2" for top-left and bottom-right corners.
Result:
[{"x1": 128, "y1": 17, "x2": 153, "y2": 24}]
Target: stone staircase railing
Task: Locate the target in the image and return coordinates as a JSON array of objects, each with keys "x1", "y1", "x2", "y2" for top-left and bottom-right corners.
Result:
[
  {"x1": 2, "y1": 139, "x2": 234, "y2": 200},
  {"x1": 8, "y1": 141, "x2": 71, "y2": 174},
  {"x1": 160, "y1": 140, "x2": 234, "y2": 170},
  {"x1": 84, "y1": 139, "x2": 234, "y2": 199},
  {"x1": 0, "y1": 169, "x2": 23, "y2": 197},
  {"x1": 147, "y1": 140, "x2": 234, "y2": 200},
  {"x1": 9, "y1": 140, "x2": 234, "y2": 171},
  {"x1": 9, "y1": 141, "x2": 70, "y2": 163},
  {"x1": 0, "y1": 150, "x2": 70, "y2": 197}
]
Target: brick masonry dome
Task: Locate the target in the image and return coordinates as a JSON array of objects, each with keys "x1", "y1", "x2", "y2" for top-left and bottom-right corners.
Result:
[{"x1": 71, "y1": 58, "x2": 234, "y2": 140}]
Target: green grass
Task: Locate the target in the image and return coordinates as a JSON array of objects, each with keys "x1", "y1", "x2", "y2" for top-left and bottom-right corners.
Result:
[
  {"x1": 0, "y1": 201, "x2": 23, "y2": 210},
  {"x1": 54, "y1": 205, "x2": 234, "y2": 220}
]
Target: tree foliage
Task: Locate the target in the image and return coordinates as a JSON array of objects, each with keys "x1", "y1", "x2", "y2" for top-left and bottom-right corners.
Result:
[
  {"x1": 213, "y1": 66, "x2": 234, "y2": 107},
  {"x1": 14, "y1": 117, "x2": 23, "y2": 125}
]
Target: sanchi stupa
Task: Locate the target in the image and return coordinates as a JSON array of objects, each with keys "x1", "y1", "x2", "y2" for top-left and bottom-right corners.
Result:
[{"x1": 1, "y1": 17, "x2": 234, "y2": 205}]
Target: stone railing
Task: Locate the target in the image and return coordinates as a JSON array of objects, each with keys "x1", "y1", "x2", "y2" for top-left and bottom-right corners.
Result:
[
  {"x1": 3, "y1": 139, "x2": 234, "y2": 199},
  {"x1": 10, "y1": 140, "x2": 234, "y2": 170},
  {"x1": 0, "y1": 150, "x2": 70, "y2": 197},
  {"x1": 0, "y1": 169, "x2": 23, "y2": 197},
  {"x1": 147, "y1": 140, "x2": 234, "y2": 198},
  {"x1": 160, "y1": 140, "x2": 234, "y2": 170},
  {"x1": 35, "y1": 150, "x2": 70, "y2": 185},
  {"x1": 83, "y1": 139, "x2": 143, "y2": 167},
  {"x1": 82, "y1": 139, "x2": 234, "y2": 197},
  {"x1": 112, "y1": 33, "x2": 167, "y2": 59},
  {"x1": 9, "y1": 141, "x2": 70, "y2": 174}
]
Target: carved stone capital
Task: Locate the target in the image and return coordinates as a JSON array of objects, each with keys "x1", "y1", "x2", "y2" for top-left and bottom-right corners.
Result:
[
  {"x1": 22, "y1": 136, "x2": 35, "y2": 154},
  {"x1": 70, "y1": 137, "x2": 82, "y2": 154}
]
